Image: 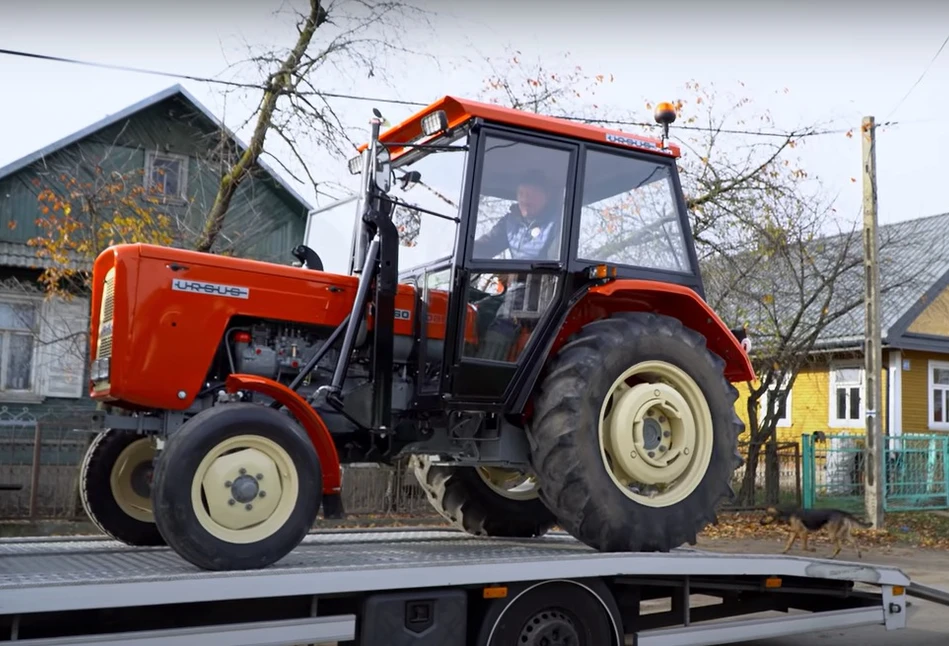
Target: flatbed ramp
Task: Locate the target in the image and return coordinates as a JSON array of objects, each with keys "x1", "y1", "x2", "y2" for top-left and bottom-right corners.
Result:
[{"x1": 0, "y1": 529, "x2": 914, "y2": 645}]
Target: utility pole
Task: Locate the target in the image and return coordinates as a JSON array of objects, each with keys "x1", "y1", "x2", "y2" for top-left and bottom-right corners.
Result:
[{"x1": 862, "y1": 115, "x2": 885, "y2": 529}]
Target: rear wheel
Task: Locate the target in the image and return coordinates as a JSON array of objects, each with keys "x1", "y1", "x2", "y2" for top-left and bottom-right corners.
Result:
[
  {"x1": 530, "y1": 312, "x2": 743, "y2": 552},
  {"x1": 80, "y1": 429, "x2": 165, "y2": 546},
  {"x1": 151, "y1": 403, "x2": 321, "y2": 570},
  {"x1": 412, "y1": 456, "x2": 557, "y2": 538}
]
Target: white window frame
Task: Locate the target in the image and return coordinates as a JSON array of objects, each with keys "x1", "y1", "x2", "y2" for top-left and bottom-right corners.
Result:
[
  {"x1": 0, "y1": 292, "x2": 43, "y2": 401},
  {"x1": 828, "y1": 361, "x2": 864, "y2": 427},
  {"x1": 144, "y1": 150, "x2": 189, "y2": 202},
  {"x1": 760, "y1": 373, "x2": 792, "y2": 428},
  {"x1": 928, "y1": 359, "x2": 949, "y2": 431}
]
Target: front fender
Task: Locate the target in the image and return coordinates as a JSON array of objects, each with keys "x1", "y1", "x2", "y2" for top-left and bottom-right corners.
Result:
[
  {"x1": 225, "y1": 374, "x2": 342, "y2": 494},
  {"x1": 579, "y1": 279, "x2": 754, "y2": 382}
]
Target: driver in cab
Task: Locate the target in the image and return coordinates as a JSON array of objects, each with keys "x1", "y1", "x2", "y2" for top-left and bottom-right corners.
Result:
[
  {"x1": 469, "y1": 170, "x2": 561, "y2": 362},
  {"x1": 473, "y1": 169, "x2": 561, "y2": 261}
]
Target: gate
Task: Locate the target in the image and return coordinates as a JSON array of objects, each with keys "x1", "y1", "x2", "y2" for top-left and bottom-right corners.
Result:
[{"x1": 802, "y1": 432, "x2": 949, "y2": 512}]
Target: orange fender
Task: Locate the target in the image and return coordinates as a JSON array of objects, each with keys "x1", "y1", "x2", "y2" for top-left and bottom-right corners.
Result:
[
  {"x1": 557, "y1": 279, "x2": 754, "y2": 383},
  {"x1": 225, "y1": 374, "x2": 342, "y2": 494}
]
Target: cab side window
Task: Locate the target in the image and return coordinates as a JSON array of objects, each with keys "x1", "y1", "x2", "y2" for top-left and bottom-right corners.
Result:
[{"x1": 471, "y1": 136, "x2": 571, "y2": 262}]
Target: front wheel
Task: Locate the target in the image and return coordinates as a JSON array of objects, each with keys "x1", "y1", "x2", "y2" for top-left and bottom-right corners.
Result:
[
  {"x1": 529, "y1": 312, "x2": 743, "y2": 552},
  {"x1": 151, "y1": 403, "x2": 322, "y2": 570},
  {"x1": 79, "y1": 429, "x2": 165, "y2": 546}
]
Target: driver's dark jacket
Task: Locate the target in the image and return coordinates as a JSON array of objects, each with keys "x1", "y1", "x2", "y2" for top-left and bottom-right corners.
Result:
[{"x1": 473, "y1": 203, "x2": 561, "y2": 260}]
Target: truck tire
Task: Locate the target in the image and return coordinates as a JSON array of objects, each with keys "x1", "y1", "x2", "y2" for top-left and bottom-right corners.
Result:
[
  {"x1": 412, "y1": 456, "x2": 557, "y2": 538},
  {"x1": 529, "y1": 312, "x2": 743, "y2": 552},
  {"x1": 151, "y1": 402, "x2": 322, "y2": 570},
  {"x1": 79, "y1": 429, "x2": 165, "y2": 546},
  {"x1": 476, "y1": 579, "x2": 620, "y2": 646}
]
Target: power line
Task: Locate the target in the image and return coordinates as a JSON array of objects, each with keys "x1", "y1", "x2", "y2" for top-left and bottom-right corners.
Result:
[
  {"x1": 0, "y1": 46, "x2": 900, "y2": 140},
  {"x1": 0, "y1": 47, "x2": 428, "y2": 108},
  {"x1": 556, "y1": 114, "x2": 863, "y2": 139},
  {"x1": 886, "y1": 33, "x2": 949, "y2": 120}
]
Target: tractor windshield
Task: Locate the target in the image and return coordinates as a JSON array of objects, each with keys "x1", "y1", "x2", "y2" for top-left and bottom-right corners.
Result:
[{"x1": 388, "y1": 131, "x2": 469, "y2": 273}]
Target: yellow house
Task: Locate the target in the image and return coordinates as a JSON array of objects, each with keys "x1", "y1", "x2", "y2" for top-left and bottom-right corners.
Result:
[{"x1": 730, "y1": 212, "x2": 949, "y2": 445}]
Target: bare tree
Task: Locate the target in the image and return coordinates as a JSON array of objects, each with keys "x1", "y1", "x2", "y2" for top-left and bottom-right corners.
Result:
[
  {"x1": 702, "y1": 194, "x2": 941, "y2": 504},
  {"x1": 194, "y1": 0, "x2": 434, "y2": 253}
]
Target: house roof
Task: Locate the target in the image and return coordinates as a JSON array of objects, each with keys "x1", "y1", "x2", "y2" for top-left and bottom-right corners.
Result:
[
  {"x1": 828, "y1": 211, "x2": 949, "y2": 347},
  {"x1": 0, "y1": 84, "x2": 313, "y2": 213},
  {"x1": 706, "y1": 211, "x2": 949, "y2": 353}
]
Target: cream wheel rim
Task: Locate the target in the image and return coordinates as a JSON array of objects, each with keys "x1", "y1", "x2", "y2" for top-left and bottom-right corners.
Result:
[
  {"x1": 597, "y1": 360, "x2": 714, "y2": 507},
  {"x1": 190, "y1": 434, "x2": 298, "y2": 544},
  {"x1": 476, "y1": 466, "x2": 540, "y2": 501},
  {"x1": 109, "y1": 437, "x2": 157, "y2": 523}
]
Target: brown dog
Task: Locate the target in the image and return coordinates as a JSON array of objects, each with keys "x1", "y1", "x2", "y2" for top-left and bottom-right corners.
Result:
[{"x1": 760, "y1": 506, "x2": 872, "y2": 559}]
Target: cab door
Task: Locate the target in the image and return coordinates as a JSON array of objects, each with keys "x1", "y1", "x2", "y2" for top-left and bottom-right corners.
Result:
[{"x1": 442, "y1": 126, "x2": 579, "y2": 405}]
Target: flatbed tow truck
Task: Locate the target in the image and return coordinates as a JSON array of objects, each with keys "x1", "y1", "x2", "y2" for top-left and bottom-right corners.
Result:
[
  {"x1": 2, "y1": 526, "x2": 946, "y2": 645},
  {"x1": 8, "y1": 97, "x2": 948, "y2": 644}
]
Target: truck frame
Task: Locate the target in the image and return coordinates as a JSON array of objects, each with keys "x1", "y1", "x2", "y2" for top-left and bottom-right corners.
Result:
[{"x1": 2, "y1": 526, "x2": 943, "y2": 645}]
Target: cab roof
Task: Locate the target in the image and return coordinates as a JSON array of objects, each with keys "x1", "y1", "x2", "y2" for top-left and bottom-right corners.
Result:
[{"x1": 361, "y1": 95, "x2": 681, "y2": 161}]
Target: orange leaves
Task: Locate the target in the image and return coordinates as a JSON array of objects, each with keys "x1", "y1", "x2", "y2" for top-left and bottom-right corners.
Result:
[
  {"x1": 702, "y1": 511, "x2": 949, "y2": 552},
  {"x1": 29, "y1": 169, "x2": 178, "y2": 296}
]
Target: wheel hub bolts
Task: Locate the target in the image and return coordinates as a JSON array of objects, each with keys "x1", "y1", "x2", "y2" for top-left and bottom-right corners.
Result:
[{"x1": 230, "y1": 473, "x2": 260, "y2": 504}]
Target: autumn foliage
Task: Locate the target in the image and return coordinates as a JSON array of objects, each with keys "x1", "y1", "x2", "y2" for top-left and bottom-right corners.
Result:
[{"x1": 28, "y1": 167, "x2": 175, "y2": 296}]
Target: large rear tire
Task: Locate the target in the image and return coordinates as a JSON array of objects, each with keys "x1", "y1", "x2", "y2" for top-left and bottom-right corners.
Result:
[
  {"x1": 530, "y1": 312, "x2": 743, "y2": 552},
  {"x1": 151, "y1": 403, "x2": 322, "y2": 570},
  {"x1": 79, "y1": 429, "x2": 165, "y2": 546},
  {"x1": 412, "y1": 456, "x2": 557, "y2": 538}
]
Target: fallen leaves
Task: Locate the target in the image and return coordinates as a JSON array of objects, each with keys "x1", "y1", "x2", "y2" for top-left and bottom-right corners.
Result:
[{"x1": 700, "y1": 510, "x2": 949, "y2": 551}]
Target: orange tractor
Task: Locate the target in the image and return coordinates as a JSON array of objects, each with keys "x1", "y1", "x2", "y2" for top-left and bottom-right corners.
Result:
[{"x1": 79, "y1": 96, "x2": 753, "y2": 571}]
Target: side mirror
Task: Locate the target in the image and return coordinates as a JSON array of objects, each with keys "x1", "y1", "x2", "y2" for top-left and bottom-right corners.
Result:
[{"x1": 374, "y1": 146, "x2": 391, "y2": 193}]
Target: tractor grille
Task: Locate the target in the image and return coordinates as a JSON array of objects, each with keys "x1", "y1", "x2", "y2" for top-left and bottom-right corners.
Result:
[
  {"x1": 102, "y1": 273, "x2": 114, "y2": 323},
  {"x1": 95, "y1": 267, "x2": 115, "y2": 361},
  {"x1": 97, "y1": 335, "x2": 113, "y2": 358}
]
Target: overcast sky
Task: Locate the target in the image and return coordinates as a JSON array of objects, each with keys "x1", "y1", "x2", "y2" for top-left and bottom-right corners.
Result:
[{"x1": 2, "y1": 0, "x2": 948, "y2": 272}]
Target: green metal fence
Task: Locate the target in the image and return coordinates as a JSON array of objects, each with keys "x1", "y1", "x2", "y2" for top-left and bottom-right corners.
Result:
[{"x1": 802, "y1": 432, "x2": 949, "y2": 513}]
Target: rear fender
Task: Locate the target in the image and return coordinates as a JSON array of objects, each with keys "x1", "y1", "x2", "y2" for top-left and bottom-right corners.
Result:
[
  {"x1": 224, "y1": 374, "x2": 342, "y2": 495},
  {"x1": 555, "y1": 279, "x2": 754, "y2": 382}
]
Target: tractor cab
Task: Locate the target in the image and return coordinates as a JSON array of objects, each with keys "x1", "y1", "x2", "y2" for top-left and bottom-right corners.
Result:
[{"x1": 340, "y1": 97, "x2": 703, "y2": 418}]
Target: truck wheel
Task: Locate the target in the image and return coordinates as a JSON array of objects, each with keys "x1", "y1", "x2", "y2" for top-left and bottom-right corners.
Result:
[
  {"x1": 79, "y1": 429, "x2": 165, "y2": 546},
  {"x1": 151, "y1": 403, "x2": 322, "y2": 570},
  {"x1": 530, "y1": 312, "x2": 743, "y2": 552},
  {"x1": 477, "y1": 580, "x2": 619, "y2": 646},
  {"x1": 412, "y1": 456, "x2": 557, "y2": 538}
]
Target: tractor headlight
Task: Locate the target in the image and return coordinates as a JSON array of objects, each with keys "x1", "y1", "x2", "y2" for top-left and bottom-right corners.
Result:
[
  {"x1": 90, "y1": 357, "x2": 111, "y2": 381},
  {"x1": 348, "y1": 153, "x2": 364, "y2": 175},
  {"x1": 420, "y1": 110, "x2": 449, "y2": 136}
]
